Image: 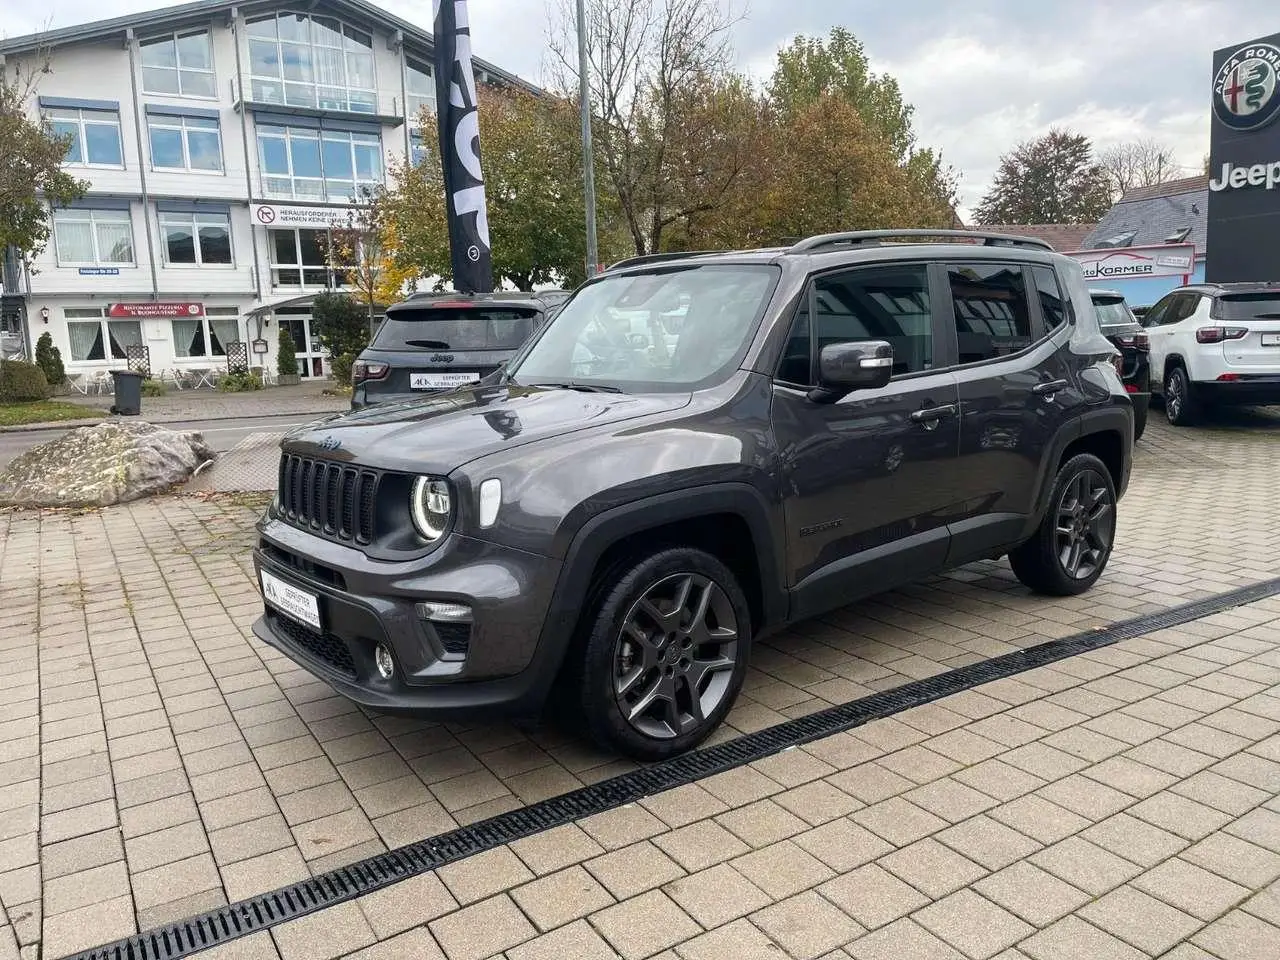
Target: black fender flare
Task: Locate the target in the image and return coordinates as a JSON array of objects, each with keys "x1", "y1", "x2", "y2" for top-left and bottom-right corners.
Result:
[{"x1": 1027, "y1": 404, "x2": 1132, "y2": 532}]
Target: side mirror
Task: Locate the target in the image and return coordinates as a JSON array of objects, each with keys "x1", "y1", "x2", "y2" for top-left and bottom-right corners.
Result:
[{"x1": 808, "y1": 340, "x2": 893, "y2": 403}]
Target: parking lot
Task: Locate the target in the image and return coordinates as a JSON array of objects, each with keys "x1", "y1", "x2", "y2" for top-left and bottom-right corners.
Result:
[{"x1": 3, "y1": 410, "x2": 1280, "y2": 960}]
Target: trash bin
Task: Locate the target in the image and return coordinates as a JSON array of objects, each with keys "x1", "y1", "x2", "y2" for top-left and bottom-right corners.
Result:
[{"x1": 109, "y1": 369, "x2": 144, "y2": 416}]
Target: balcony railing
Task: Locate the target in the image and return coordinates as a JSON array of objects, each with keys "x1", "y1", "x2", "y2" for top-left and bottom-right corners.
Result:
[{"x1": 231, "y1": 77, "x2": 406, "y2": 126}]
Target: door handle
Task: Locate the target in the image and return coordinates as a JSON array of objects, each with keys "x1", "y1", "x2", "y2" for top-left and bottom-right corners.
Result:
[
  {"x1": 1033, "y1": 379, "x2": 1070, "y2": 396},
  {"x1": 910, "y1": 403, "x2": 958, "y2": 423}
]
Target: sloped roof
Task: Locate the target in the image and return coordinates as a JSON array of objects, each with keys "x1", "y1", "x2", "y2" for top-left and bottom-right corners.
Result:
[
  {"x1": 972, "y1": 223, "x2": 1098, "y2": 252},
  {"x1": 0, "y1": 0, "x2": 538, "y2": 94},
  {"x1": 1082, "y1": 176, "x2": 1208, "y2": 253}
]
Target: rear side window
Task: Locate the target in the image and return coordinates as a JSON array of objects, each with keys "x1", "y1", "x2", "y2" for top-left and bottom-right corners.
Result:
[
  {"x1": 948, "y1": 262, "x2": 1034, "y2": 363},
  {"x1": 778, "y1": 264, "x2": 934, "y2": 383},
  {"x1": 1092, "y1": 297, "x2": 1134, "y2": 326},
  {"x1": 1031, "y1": 265, "x2": 1071, "y2": 329},
  {"x1": 1216, "y1": 294, "x2": 1280, "y2": 320},
  {"x1": 372, "y1": 307, "x2": 539, "y2": 351}
]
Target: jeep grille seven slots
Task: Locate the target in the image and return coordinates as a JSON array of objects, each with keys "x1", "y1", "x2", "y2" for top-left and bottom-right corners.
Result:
[{"x1": 254, "y1": 231, "x2": 1132, "y2": 759}]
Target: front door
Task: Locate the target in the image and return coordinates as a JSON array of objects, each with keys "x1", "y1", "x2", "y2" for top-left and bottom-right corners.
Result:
[
  {"x1": 276, "y1": 309, "x2": 326, "y2": 379},
  {"x1": 946, "y1": 261, "x2": 1085, "y2": 563},
  {"x1": 771, "y1": 262, "x2": 961, "y2": 620},
  {"x1": 1144, "y1": 292, "x2": 1200, "y2": 389}
]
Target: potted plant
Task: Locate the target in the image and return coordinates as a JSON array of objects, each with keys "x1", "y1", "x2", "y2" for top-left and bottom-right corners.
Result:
[{"x1": 277, "y1": 329, "x2": 301, "y2": 386}]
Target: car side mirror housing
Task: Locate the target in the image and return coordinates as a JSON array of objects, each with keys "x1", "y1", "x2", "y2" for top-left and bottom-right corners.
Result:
[{"x1": 808, "y1": 340, "x2": 893, "y2": 403}]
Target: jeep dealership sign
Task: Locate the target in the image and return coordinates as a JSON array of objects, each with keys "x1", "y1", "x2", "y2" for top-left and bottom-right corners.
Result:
[
  {"x1": 1206, "y1": 33, "x2": 1280, "y2": 282},
  {"x1": 1069, "y1": 244, "x2": 1196, "y2": 281}
]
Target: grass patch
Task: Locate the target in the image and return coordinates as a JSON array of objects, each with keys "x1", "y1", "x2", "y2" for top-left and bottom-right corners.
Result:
[{"x1": 0, "y1": 400, "x2": 101, "y2": 427}]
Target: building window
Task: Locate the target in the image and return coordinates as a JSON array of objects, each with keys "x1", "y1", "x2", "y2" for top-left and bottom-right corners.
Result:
[
  {"x1": 149, "y1": 114, "x2": 223, "y2": 172},
  {"x1": 406, "y1": 58, "x2": 435, "y2": 123},
  {"x1": 140, "y1": 30, "x2": 216, "y2": 98},
  {"x1": 246, "y1": 13, "x2": 375, "y2": 113},
  {"x1": 269, "y1": 228, "x2": 348, "y2": 289},
  {"x1": 159, "y1": 212, "x2": 233, "y2": 266},
  {"x1": 173, "y1": 307, "x2": 240, "y2": 358},
  {"x1": 49, "y1": 108, "x2": 124, "y2": 167},
  {"x1": 409, "y1": 131, "x2": 429, "y2": 166},
  {"x1": 257, "y1": 125, "x2": 381, "y2": 202},
  {"x1": 65, "y1": 308, "x2": 143, "y2": 362},
  {"x1": 54, "y1": 208, "x2": 134, "y2": 266}
]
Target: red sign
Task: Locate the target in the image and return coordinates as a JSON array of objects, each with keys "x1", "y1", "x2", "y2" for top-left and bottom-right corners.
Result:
[{"x1": 107, "y1": 302, "x2": 205, "y2": 319}]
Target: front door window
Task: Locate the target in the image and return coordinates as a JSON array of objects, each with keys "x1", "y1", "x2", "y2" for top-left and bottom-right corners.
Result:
[{"x1": 276, "y1": 310, "x2": 324, "y2": 378}]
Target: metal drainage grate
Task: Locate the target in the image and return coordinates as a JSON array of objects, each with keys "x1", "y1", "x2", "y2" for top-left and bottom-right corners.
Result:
[{"x1": 62, "y1": 574, "x2": 1280, "y2": 960}]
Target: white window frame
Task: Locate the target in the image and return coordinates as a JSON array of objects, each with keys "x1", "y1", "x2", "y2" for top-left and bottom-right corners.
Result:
[
  {"x1": 53, "y1": 208, "x2": 136, "y2": 267},
  {"x1": 245, "y1": 12, "x2": 376, "y2": 114},
  {"x1": 48, "y1": 108, "x2": 125, "y2": 169},
  {"x1": 405, "y1": 57, "x2": 435, "y2": 125},
  {"x1": 148, "y1": 114, "x2": 224, "y2": 173},
  {"x1": 139, "y1": 29, "x2": 217, "y2": 99},
  {"x1": 172, "y1": 307, "x2": 242, "y2": 360},
  {"x1": 268, "y1": 227, "x2": 350, "y2": 290},
  {"x1": 158, "y1": 211, "x2": 235, "y2": 268},
  {"x1": 257, "y1": 125, "x2": 382, "y2": 202},
  {"x1": 64, "y1": 309, "x2": 143, "y2": 364}
]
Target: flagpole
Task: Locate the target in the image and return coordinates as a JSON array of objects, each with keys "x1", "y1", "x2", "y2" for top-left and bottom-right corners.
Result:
[{"x1": 576, "y1": 0, "x2": 599, "y2": 278}]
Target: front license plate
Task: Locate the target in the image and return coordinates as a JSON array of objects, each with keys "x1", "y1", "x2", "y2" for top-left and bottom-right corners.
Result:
[
  {"x1": 261, "y1": 569, "x2": 321, "y2": 631},
  {"x1": 1261, "y1": 333, "x2": 1280, "y2": 346},
  {"x1": 410, "y1": 371, "x2": 481, "y2": 389}
]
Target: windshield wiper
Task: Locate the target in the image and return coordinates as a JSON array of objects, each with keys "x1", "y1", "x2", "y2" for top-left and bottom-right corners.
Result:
[
  {"x1": 529, "y1": 381, "x2": 623, "y2": 393},
  {"x1": 406, "y1": 339, "x2": 452, "y2": 348}
]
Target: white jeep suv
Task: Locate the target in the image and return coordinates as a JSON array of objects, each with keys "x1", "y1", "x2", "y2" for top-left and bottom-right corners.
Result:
[{"x1": 1143, "y1": 283, "x2": 1280, "y2": 425}]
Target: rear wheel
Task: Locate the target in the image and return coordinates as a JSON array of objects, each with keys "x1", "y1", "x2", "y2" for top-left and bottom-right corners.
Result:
[
  {"x1": 1164, "y1": 366, "x2": 1200, "y2": 426},
  {"x1": 577, "y1": 548, "x2": 750, "y2": 760},
  {"x1": 1010, "y1": 453, "x2": 1117, "y2": 596}
]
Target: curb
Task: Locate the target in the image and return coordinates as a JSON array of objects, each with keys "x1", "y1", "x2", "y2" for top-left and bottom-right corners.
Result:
[{"x1": 0, "y1": 406, "x2": 343, "y2": 434}]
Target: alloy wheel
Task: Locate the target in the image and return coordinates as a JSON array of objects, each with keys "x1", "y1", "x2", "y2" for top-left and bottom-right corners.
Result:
[
  {"x1": 1166, "y1": 371, "x2": 1184, "y2": 422},
  {"x1": 613, "y1": 573, "x2": 739, "y2": 739},
  {"x1": 1054, "y1": 469, "x2": 1114, "y2": 580}
]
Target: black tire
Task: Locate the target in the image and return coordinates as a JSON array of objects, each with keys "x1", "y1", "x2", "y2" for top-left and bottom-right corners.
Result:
[
  {"x1": 1133, "y1": 404, "x2": 1147, "y2": 441},
  {"x1": 576, "y1": 547, "x2": 751, "y2": 760},
  {"x1": 1164, "y1": 366, "x2": 1200, "y2": 426},
  {"x1": 1009, "y1": 453, "x2": 1117, "y2": 596}
]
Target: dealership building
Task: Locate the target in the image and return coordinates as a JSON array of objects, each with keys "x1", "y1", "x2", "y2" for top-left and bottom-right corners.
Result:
[{"x1": 0, "y1": 0, "x2": 530, "y2": 383}]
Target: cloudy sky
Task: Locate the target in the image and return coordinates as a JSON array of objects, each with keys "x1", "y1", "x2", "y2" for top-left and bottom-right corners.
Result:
[{"x1": 6, "y1": 0, "x2": 1267, "y2": 219}]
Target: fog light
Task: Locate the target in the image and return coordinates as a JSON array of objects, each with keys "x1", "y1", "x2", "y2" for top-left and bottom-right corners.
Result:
[{"x1": 374, "y1": 642, "x2": 395, "y2": 680}]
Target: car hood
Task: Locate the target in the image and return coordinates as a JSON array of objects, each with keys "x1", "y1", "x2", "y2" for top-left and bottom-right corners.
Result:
[{"x1": 283, "y1": 385, "x2": 693, "y2": 475}]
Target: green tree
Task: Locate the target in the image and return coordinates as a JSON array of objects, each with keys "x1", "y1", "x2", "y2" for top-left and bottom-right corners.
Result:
[
  {"x1": 768, "y1": 27, "x2": 915, "y2": 161},
  {"x1": 34, "y1": 332, "x2": 65, "y2": 386},
  {"x1": 1, "y1": 62, "x2": 89, "y2": 265},
  {"x1": 974, "y1": 128, "x2": 1112, "y2": 224},
  {"x1": 309, "y1": 292, "x2": 368, "y2": 385}
]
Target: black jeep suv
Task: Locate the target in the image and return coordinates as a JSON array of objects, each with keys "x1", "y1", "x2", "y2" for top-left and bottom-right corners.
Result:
[{"x1": 253, "y1": 231, "x2": 1132, "y2": 759}]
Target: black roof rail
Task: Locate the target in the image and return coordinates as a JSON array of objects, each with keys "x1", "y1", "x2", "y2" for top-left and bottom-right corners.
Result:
[
  {"x1": 604, "y1": 250, "x2": 729, "y2": 271},
  {"x1": 787, "y1": 229, "x2": 1054, "y2": 253}
]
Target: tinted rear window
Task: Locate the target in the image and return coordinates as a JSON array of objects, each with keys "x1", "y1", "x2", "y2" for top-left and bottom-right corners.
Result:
[
  {"x1": 1092, "y1": 298, "x2": 1134, "y2": 326},
  {"x1": 372, "y1": 308, "x2": 538, "y2": 351},
  {"x1": 1217, "y1": 295, "x2": 1280, "y2": 320}
]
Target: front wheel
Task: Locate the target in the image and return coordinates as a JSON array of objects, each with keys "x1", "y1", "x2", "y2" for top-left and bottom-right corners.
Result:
[
  {"x1": 1009, "y1": 453, "x2": 1117, "y2": 596},
  {"x1": 578, "y1": 548, "x2": 751, "y2": 760}
]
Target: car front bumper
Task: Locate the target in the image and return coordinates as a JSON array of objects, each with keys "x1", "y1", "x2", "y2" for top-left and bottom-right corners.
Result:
[{"x1": 251, "y1": 517, "x2": 567, "y2": 718}]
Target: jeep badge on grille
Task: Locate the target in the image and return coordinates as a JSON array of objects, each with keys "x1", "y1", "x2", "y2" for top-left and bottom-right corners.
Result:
[{"x1": 320, "y1": 436, "x2": 341, "y2": 451}]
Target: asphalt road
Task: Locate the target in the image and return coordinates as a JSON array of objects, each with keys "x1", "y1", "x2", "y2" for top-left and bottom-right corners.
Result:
[{"x1": 0, "y1": 413, "x2": 320, "y2": 472}]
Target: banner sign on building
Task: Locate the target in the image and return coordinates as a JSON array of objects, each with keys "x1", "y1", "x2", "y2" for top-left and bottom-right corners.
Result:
[
  {"x1": 433, "y1": 0, "x2": 494, "y2": 294},
  {"x1": 1067, "y1": 244, "x2": 1196, "y2": 281},
  {"x1": 251, "y1": 204, "x2": 354, "y2": 230},
  {"x1": 108, "y1": 302, "x2": 204, "y2": 318},
  {"x1": 1206, "y1": 33, "x2": 1280, "y2": 282}
]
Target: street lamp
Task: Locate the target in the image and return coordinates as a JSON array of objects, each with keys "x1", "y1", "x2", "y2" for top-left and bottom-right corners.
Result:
[{"x1": 576, "y1": 0, "x2": 599, "y2": 277}]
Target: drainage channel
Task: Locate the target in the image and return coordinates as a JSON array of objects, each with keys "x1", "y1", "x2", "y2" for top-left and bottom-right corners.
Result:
[{"x1": 64, "y1": 575, "x2": 1280, "y2": 960}]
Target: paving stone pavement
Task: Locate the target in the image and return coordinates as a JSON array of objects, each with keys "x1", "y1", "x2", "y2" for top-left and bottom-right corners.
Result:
[{"x1": 0, "y1": 412, "x2": 1278, "y2": 959}]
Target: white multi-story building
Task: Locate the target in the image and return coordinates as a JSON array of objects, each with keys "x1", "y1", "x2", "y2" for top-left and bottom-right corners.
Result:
[{"x1": 0, "y1": 0, "x2": 530, "y2": 382}]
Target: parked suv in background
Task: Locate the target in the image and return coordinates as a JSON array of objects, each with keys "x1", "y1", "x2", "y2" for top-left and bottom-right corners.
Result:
[
  {"x1": 350, "y1": 291, "x2": 570, "y2": 409},
  {"x1": 1091, "y1": 290, "x2": 1151, "y2": 440},
  {"x1": 254, "y1": 231, "x2": 1132, "y2": 759},
  {"x1": 1143, "y1": 282, "x2": 1280, "y2": 425}
]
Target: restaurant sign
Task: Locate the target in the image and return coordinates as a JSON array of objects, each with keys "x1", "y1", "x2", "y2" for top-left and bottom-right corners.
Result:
[{"x1": 107, "y1": 302, "x2": 205, "y2": 318}]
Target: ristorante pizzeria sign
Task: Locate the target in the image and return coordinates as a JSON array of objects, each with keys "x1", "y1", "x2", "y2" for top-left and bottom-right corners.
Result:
[{"x1": 107, "y1": 302, "x2": 204, "y2": 318}]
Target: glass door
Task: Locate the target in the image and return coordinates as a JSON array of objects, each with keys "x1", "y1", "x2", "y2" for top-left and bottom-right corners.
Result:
[{"x1": 276, "y1": 309, "x2": 325, "y2": 378}]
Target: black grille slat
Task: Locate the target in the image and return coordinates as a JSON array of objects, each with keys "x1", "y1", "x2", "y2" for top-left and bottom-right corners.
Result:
[
  {"x1": 270, "y1": 613, "x2": 357, "y2": 678},
  {"x1": 325, "y1": 465, "x2": 341, "y2": 533},
  {"x1": 356, "y1": 472, "x2": 378, "y2": 543},
  {"x1": 275, "y1": 455, "x2": 383, "y2": 545},
  {"x1": 340, "y1": 468, "x2": 357, "y2": 539},
  {"x1": 433, "y1": 622, "x2": 471, "y2": 656}
]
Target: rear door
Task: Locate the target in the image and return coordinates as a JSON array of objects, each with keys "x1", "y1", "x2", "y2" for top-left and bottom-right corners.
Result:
[
  {"x1": 1216, "y1": 292, "x2": 1280, "y2": 372},
  {"x1": 369, "y1": 304, "x2": 540, "y2": 395}
]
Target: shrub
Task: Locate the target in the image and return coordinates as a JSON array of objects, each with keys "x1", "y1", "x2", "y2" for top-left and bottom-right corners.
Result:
[
  {"x1": 141, "y1": 378, "x2": 166, "y2": 397},
  {"x1": 216, "y1": 370, "x2": 263, "y2": 393},
  {"x1": 277, "y1": 330, "x2": 299, "y2": 377},
  {"x1": 310, "y1": 292, "x2": 369, "y2": 362},
  {"x1": 328, "y1": 352, "x2": 355, "y2": 386},
  {"x1": 35, "y1": 333, "x2": 66, "y2": 386},
  {"x1": 0, "y1": 360, "x2": 52, "y2": 402}
]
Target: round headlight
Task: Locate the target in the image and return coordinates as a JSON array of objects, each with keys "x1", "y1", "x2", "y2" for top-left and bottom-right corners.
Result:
[{"x1": 410, "y1": 477, "x2": 451, "y2": 541}]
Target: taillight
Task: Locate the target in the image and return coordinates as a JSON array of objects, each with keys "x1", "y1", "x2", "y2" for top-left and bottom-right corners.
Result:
[
  {"x1": 1196, "y1": 326, "x2": 1248, "y2": 343},
  {"x1": 1113, "y1": 333, "x2": 1149, "y2": 350},
  {"x1": 351, "y1": 360, "x2": 389, "y2": 383},
  {"x1": 1124, "y1": 383, "x2": 1139, "y2": 393}
]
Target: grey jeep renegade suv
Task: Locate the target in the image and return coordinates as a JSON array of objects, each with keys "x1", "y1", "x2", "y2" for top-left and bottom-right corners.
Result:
[{"x1": 253, "y1": 231, "x2": 1133, "y2": 759}]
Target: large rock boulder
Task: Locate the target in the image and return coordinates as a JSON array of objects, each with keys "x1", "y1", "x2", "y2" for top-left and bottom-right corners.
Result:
[{"x1": 0, "y1": 420, "x2": 215, "y2": 507}]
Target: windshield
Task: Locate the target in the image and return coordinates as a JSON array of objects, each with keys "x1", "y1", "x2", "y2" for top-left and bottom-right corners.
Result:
[
  {"x1": 372, "y1": 308, "x2": 538, "y2": 351},
  {"x1": 1217, "y1": 294, "x2": 1280, "y2": 320},
  {"x1": 509, "y1": 264, "x2": 779, "y2": 391},
  {"x1": 1092, "y1": 297, "x2": 1135, "y2": 327}
]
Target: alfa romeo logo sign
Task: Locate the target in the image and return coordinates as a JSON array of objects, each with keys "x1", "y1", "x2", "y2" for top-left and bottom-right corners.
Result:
[{"x1": 1214, "y1": 42, "x2": 1280, "y2": 130}]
